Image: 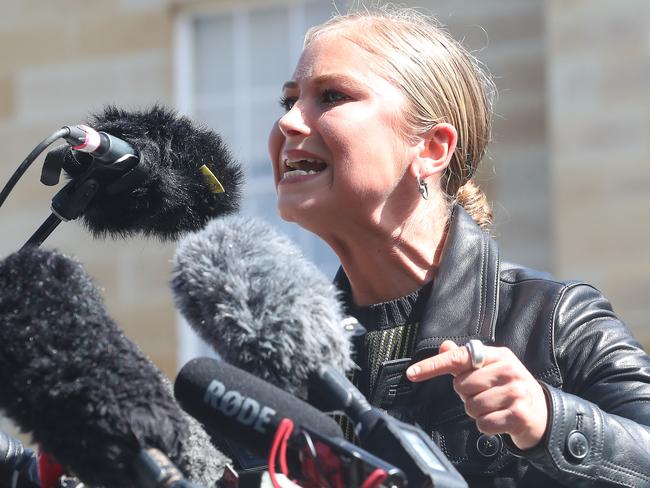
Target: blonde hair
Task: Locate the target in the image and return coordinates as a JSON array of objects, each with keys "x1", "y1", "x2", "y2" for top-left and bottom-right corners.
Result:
[{"x1": 305, "y1": 4, "x2": 495, "y2": 229}]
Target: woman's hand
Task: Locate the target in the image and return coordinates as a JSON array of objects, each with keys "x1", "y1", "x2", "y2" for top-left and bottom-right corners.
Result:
[{"x1": 406, "y1": 340, "x2": 548, "y2": 450}]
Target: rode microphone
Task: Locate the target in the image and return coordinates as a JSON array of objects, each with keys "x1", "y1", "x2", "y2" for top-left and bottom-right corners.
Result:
[
  {"x1": 175, "y1": 357, "x2": 406, "y2": 488},
  {"x1": 174, "y1": 357, "x2": 343, "y2": 450},
  {"x1": 170, "y1": 211, "x2": 466, "y2": 486}
]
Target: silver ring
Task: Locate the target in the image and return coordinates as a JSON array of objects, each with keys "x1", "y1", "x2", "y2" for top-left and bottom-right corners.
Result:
[{"x1": 466, "y1": 339, "x2": 486, "y2": 369}]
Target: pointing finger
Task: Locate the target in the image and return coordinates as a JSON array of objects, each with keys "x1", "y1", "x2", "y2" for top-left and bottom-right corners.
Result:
[
  {"x1": 407, "y1": 344, "x2": 472, "y2": 381},
  {"x1": 438, "y1": 339, "x2": 459, "y2": 354},
  {"x1": 407, "y1": 341, "x2": 496, "y2": 381}
]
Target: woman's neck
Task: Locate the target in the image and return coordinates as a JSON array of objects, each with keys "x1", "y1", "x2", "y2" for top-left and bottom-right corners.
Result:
[{"x1": 325, "y1": 202, "x2": 450, "y2": 306}]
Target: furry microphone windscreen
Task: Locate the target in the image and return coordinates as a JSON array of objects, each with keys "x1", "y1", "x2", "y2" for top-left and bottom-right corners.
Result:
[
  {"x1": 57, "y1": 105, "x2": 243, "y2": 240},
  {"x1": 0, "y1": 246, "x2": 228, "y2": 487},
  {"x1": 171, "y1": 215, "x2": 354, "y2": 398}
]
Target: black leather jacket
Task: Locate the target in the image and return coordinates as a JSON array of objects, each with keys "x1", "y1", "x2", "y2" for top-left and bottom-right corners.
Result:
[{"x1": 369, "y1": 206, "x2": 650, "y2": 487}]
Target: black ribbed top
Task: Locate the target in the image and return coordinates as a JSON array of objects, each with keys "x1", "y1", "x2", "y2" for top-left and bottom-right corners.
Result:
[
  {"x1": 334, "y1": 268, "x2": 432, "y2": 397},
  {"x1": 334, "y1": 267, "x2": 431, "y2": 330}
]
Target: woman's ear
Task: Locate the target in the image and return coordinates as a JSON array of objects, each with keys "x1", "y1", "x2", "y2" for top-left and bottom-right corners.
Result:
[{"x1": 410, "y1": 123, "x2": 458, "y2": 179}]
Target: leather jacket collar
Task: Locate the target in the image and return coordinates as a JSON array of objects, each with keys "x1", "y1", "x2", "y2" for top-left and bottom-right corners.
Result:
[{"x1": 414, "y1": 206, "x2": 500, "y2": 360}]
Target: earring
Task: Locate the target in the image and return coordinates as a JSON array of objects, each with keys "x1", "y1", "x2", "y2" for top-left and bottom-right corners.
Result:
[{"x1": 417, "y1": 175, "x2": 429, "y2": 200}]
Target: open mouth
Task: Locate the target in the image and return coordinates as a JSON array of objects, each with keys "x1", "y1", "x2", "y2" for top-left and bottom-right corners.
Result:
[{"x1": 282, "y1": 158, "x2": 327, "y2": 179}]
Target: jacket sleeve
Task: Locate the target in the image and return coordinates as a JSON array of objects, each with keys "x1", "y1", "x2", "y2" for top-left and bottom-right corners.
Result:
[{"x1": 513, "y1": 283, "x2": 650, "y2": 487}]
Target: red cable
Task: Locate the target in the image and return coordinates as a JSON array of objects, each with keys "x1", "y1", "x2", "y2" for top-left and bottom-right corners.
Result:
[
  {"x1": 268, "y1": 418, "x2": 295, "y2": 488},
  {"x1": 37, "y1": 449, "x2": 65, "y2": 488},
  {"x1": 278, "y1": 419, "x2": 292, "y2": 475},
  {"x1": 360, "y1": 468, "x2": 388, "y2": 488}
]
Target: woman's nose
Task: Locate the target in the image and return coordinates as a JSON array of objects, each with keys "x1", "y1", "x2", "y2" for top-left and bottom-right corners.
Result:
[{"x1": 278, "y1": 104, "x2": 311, "y2": 138}]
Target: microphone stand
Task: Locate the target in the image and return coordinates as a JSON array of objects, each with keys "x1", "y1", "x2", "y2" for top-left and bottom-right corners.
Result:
[
  {"x1": 23, "y1": 213, "x2": 66, "y2": 249},
  {"x1": 22, "y1": 178, "x2": 100, "y2": 249}
]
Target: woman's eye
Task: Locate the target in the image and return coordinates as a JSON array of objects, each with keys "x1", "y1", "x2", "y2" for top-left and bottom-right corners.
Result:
[
  {"x1": 279, "y1": 90, "x2": 349, "y2": 112},
  {"x1": 279, "y1": 95, "x2": 297, "y2": 112},
  {"x1": 321, "y1": 89, "x2": 350, "y2": 105}
]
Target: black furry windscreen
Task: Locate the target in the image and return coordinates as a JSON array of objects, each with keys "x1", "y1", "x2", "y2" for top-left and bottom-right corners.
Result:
[
  {"x1": 64, "y1": 105, "x2": 243, "y2": 241},
  {"x1": 0, "y1": 246, "x2": 226, "y2": 487}
]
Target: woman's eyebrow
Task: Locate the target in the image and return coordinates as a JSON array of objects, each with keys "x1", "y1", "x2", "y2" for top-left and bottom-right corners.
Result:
[
  {"x1": 282, "y1": 75, "x2": 363, "y2": 91},
  {"x1": 281, "y1": 81, "x2": 298, "y2": 91},
  {"x1": 312, "y1": 74, "x2": 361, "y2": 88}
]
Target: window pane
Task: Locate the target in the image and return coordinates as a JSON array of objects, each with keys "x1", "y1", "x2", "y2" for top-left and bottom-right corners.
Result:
[
  {"x1": 189, "y1": 2, "x2": 341, "y2": 281},
  {"x1": 194, "y1": 104, "x2": 235, "y2": 141},
  {"x1": 194, "y1": 104, "x2": 243, "y2": 163},
  {"x1": 250, "y1": 7, "x2": 291, "y2": 89},
  {"x1": 304, "y1": 1, "x2": 338, "y2": 27},
  {"x1": 241, "y1": 190, "x2": 339, "y2": 277},
  {"x1": 249, "y1": 98, "x2": 284, "y2": 176},
  {"x1": 194, "y1": 15, "x2": 234, "y2": 94}
]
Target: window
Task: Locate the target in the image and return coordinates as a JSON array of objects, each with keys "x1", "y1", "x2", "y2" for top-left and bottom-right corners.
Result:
[{"x1": 174, "y1": 1, "x2": 347, "y2": 365}]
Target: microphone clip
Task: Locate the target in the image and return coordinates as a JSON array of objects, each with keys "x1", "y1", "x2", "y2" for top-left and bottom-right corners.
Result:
[
  {"x1": 48, "y1": 154, "x2": 145, "y2": 221},
  {"x1": 23, "y1": 143, "x2": 144, "y2": 248}
]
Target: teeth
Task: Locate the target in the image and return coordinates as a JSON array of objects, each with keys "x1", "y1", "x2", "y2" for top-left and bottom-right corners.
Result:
[
  {"x1": 283, "y1": 158, "x2": 326, "y2": 169},
  {"x1": 282, "y1": 169, "x2": 320, "y2": 179}
]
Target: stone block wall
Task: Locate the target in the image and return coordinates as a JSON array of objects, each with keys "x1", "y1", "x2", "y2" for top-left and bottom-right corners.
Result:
[
  {"x1": 0, "y1": 0, "x2": 648, "y2": 435},
  {"x1": 547, "y1": 0, "x2": 650, "y2": 343},
  {"x1": 0, "y1": 0, "x2": 178, "y2": 384}
]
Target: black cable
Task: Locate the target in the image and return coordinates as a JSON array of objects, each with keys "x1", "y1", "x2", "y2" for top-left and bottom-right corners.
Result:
[{"x1": 0, "y1": 127, "x2": 70, "y2": 209}]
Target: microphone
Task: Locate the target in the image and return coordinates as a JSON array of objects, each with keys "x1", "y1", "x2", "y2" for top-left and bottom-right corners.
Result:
[
  {"x1": 0, "y1": 431, "x2": 40, "y2": 488},
  {"x1": 0, "y1": 432, "x2": 86, "y2": 488},
  {"x1": 62, "y1": 124, "x2": 137, "y2": 163},
  {"x1": 171, "y1": 215, "x2": 355, "y2": 397},
  {"x1": 311, "y1": 365, "x2": 468, "y2": 488},
  {"x1": 174, "y1": 357, "x2": 344, "y2": 452},
  {"x1": 133, "y1": 448, "x2": 206, "y2": 488},
  {"x1": 175, "y1": 357, "x2": 407, "y2": 488},
  {"x1": 38, "y1": 105, "x2": 243, "y2": 241},
  {"x1": 0, "y1": 246, "x2": 229, "y2": 487},
  {"x1": 170, "y1": 216, "x2": 467, "y2": 486}
]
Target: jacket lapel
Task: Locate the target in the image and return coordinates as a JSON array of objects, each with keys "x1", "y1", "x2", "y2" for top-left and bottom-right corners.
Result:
[{"x1": 414, "y1": 206, "x2": 500, "y2": 359}]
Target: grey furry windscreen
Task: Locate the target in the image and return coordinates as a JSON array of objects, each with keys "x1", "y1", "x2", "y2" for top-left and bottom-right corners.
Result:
[{"x1": 171, "y1": 215, "x2": 354, "y2": 397}]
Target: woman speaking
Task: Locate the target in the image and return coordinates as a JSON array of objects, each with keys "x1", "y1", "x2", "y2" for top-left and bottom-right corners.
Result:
[{"x1": 267, "y1": 5, "x2": 650, "y2": 486}]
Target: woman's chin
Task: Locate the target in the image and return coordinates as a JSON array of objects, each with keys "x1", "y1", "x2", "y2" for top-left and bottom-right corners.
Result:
[
  {"x1": 277, "y1": 199, "x2": 315, "y2": 223},
  {"x1": 277, "y1": 198, "x2": 332, "y2": 229}
]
